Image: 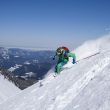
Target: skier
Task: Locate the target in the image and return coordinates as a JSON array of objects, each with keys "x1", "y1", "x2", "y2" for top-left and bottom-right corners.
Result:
[{"x1": 53, "y1": 46, "x2": 76, "y2": 74}]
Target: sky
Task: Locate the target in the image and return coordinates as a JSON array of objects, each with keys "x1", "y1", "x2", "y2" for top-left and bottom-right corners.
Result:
[{"x1": 0, "y1": 0, "x2": 110, "y2": 50}]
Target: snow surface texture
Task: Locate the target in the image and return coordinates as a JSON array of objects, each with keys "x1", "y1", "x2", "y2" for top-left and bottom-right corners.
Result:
[
  {"x1": 1, "y1": 34, "x2": 110, "y2": 110},
  {"x1": 0, "y1": 73, "x2": 21, "y2": 104}
]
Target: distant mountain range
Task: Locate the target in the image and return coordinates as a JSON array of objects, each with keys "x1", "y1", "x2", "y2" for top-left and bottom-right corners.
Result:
[{"x1": 0, "y1": 47, "x2": 55, "y2": 89}]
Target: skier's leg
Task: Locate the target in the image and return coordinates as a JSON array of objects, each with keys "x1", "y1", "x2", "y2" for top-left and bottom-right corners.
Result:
[
  {"x1": 56, "y1": 62, "x2": 62, "y2": 74},
  {"x1": 55, "y1": 62, "x2": 66, "y2": 74}
]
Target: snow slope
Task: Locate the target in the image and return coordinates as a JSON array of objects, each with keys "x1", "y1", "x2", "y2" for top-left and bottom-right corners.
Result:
[
  {"x1": 0, "y1": 34, "x2": 110, "y2": 110},
  {"x1": 0, "y1": 73, "x2": 21, "y2": 104},
  {"x1": 74, "y1": 34, "x2": 110, "y2": 61}
]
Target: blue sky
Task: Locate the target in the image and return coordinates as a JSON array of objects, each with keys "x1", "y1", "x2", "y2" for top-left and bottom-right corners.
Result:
[{"x1": 0, "y1": 0, "x2": 110, "y2": 50}]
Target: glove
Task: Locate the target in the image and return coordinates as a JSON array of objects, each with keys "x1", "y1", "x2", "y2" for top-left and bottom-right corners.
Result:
[
  {"x1": 53, "y1": 55, "x2": 56, "y2": 60},
  {"x1": 53, "y1": 57, "x2": 55, "y2": 60},
  {"x1": 72, "y1": 59, "x2": 76, "y2": 64}
]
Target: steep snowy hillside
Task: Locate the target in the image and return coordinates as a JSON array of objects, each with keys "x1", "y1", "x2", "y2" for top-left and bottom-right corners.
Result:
[
  {"x1": 0, "y1": 35, "x2": 110, "y2": 110},
  {"x1": 0, "y1": 73, "x2": 21, "y2": 104},
  {"x1": 74, "y1": 34, "x2": 110, "y2": 61}
]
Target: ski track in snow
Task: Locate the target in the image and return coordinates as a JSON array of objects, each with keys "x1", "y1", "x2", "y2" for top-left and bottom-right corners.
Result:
[{"x1": 47, "y1": 57, "x2": 110, "y2": 110}]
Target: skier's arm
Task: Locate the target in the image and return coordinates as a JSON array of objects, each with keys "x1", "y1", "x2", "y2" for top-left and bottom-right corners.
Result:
[{"x1": 68, "y1": 53, "x2": 76, "y2": 63}]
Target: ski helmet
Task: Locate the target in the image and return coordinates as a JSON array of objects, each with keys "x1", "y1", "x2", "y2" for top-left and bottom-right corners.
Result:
[{"x1": 56, "y1": 47, "x2": 64, "y2": 55}]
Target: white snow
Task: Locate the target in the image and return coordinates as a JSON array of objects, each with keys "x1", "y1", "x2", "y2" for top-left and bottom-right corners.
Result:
[
  {"x1": 0, "y1": 73, "x2": 21, "y2": 104},
  {"x1": 25, "y1": 72, "x2": 36, "y2": 78},
  {"x1": 24, "y1": 61, "x2": 31, "y2": 65},
  {"x1": 1, "y1": 34, "x2": 110, "y2": 110},
  {"x1": 8, "y1": 64, "x2": 22, "y2": 72},
  {"x1": 0, "y1": 48, "x2": 9, "y2": 59},
  {"x1": 14, "y1": 56, "x2": 19, "y2": 58},
  {"x1": 73, "y1": 34, "x2": 110, "y2": 61}
]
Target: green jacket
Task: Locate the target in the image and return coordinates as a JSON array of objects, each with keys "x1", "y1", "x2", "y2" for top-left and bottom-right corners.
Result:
[{"x1": 56, "y1": 52, "x2": 76, "y2": 63}]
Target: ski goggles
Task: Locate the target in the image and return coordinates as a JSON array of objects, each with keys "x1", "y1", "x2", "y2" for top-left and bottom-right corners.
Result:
[{"x1": 56, "y1": 48, "x2": 64, "y2": 55}]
